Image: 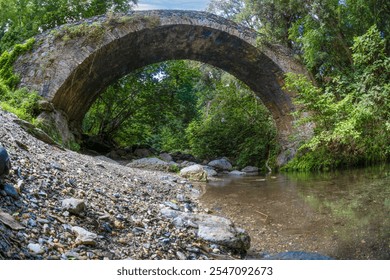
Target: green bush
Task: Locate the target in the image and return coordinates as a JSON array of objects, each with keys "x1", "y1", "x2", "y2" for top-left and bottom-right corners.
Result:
[
  {"x1": 283, "y1": 25, "x2": 390, "y2": 171},
  {"x1": 0, "y1": 38, "x2": 35, "y2": 89},
  {"x1": 0, "y1": 39, "x2": 41, "y2": 122},
  {"x1": 0, "y1": 87, "x2": 41, "y2": 122}
]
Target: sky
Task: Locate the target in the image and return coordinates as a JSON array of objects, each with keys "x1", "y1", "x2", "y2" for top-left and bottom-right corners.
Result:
[{"x1": 134, "y1": 0, "x2": 210, "y2": 11}]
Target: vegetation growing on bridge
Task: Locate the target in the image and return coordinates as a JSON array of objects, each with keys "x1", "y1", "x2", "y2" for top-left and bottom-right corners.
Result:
[
  {"x1": 51, "y1": 13, "x2": 161, "y2": 45},
  {"x1": 0, "y1": 38, "x2": 41, "y2": 122}
]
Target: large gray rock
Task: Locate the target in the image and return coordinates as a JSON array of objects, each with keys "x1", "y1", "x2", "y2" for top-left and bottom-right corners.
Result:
[
  {"x1": 203, "y1": 166, "x2": 218, "y2": 177},
  {"x1": 179, "y1": 161, "x2": 197, "y2": 168},
  {"x1": 62, "y1": 198, "x2": 85, "y2": 215},
  {"x1": 180, "y1": 164, "x2": 207, "y2": 182},
  {"x1": 126, "y1": 157, "x2": 170, "y2": 171},
  {"x1": 208, "y1": 158, "x2": 232, "y2": 171},
  {"x1": 13, "y1": 119, "x2": 58, "y2": 146},
  {"x1": 161, "y1": 208, "x2": 250, "y2": 251}
]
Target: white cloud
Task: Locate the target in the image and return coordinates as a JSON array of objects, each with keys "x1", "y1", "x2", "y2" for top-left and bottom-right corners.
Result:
[
  {"x1": 134, "y1": 0, "x2": 210, "y2": 11},
  {"x1": 133, "y1": 4, "x2": 161, "y2": 10}
]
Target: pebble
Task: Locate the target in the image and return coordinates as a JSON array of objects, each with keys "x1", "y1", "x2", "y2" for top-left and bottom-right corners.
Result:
[
  {"x1": 164, "y1": 201, "x2": 180, "y2": 210},
  {"x1": 176, "y1": 251, "x2": 187, "y2": 260},
  {"x1": 28, "y1": 218, "x2": 37, "y2": 227},
  {"x1": 16, "y1": 179, "x2": 24, "y2": 192},
  {"x1": 72, "y1": 226, "x2": 98, "y2": 246},
  {"x1": 37, "y1": 218, "x2": 50, "y2": 224},
  {"x1": 43, "y1": 224, "x2": 50, "y2": 233},
  {"x1": 28, "y1": 243, "x2": 45, "y2": 254}
]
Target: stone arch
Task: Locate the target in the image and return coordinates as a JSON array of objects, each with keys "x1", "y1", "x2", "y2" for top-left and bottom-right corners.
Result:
[{"x1": 14, "y1": 10, "x2": 309, "y2": 164}]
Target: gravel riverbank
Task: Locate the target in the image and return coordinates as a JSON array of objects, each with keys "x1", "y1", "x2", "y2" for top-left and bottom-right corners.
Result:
[{"x1": 0, "y1": 110, "x2": 248, "y2": 260}]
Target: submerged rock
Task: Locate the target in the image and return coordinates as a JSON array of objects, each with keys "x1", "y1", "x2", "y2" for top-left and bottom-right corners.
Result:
[{"x1": 229, "y1": 170, "x2": 246, "y2": 176}]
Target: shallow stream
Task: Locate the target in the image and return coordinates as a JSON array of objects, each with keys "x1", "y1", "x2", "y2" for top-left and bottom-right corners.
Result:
[{"x1": 200, "y1": 165, "x2": 390, "y2": 259}]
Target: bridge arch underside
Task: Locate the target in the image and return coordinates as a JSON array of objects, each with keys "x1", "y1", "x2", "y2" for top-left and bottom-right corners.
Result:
[{"x1": 51, "y1": 24, "x2": 295, "y2": 146}]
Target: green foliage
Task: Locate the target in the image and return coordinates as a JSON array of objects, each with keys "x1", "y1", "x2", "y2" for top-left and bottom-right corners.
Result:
[
  {"x1": 284, "y1": 26, "x2": 390, "y2": 170},
  {"x1": 186, "y1": 73, "x2": 278, "y2": 169},
  {"x1": 209, "y1": 0, "x2": 389, "y2": 169},
  {"x1": 83, "y1": 61, "x2": 202, "y2": 150},
  {"x1": 209, "y1": 0, "x2": 389, "y2": 82},
  {"x1": 0, "y1": 39, "x2": 40, "y2": 122},
  {"x1": 288, "y1": 0, "x2": 389, "y2": 81},
  {"x1": 0, "y1": 88, "x2": 41, "y2": 122},
  {"x1": 0, "y1": 38, "x2": 35, "y2": 89}
]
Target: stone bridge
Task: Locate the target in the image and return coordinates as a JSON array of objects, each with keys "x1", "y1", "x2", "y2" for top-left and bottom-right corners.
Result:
[{"x1": 13, "y1": 10, "x2": 309, "y2": 165}]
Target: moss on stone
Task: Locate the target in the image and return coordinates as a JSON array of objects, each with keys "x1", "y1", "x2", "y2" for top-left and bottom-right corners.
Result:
[
  {"x1": 55, "y1": 22, "x2": 105, "y2": 45},
  {"x1": 0, "y1": 38, "x2": 35, "y2": 89}
]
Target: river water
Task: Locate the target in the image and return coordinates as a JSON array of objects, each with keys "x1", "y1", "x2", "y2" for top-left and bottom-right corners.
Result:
[{"x1": 199, "y1": 165, "x2": 390, "y2": 259}]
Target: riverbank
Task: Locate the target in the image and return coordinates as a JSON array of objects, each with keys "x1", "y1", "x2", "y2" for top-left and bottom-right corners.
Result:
[{"x1": 0, "y1": 110, "x2": 248, "y2": 260}]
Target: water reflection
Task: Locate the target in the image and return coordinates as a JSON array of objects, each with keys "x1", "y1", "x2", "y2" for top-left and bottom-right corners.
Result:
[{"x1": 200, "y1": 165, "x2": 390, "y2": 259}]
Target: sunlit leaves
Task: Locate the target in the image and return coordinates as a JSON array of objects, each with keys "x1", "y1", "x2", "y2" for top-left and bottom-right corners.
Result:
[{"x1": 285, "y1": 26, "x2": 390, "y2": 170}]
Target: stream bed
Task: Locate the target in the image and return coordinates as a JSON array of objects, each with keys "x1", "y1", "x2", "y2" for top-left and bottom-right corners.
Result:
[{"x1": 200, "y1": 165, "x2": 390, "y2": 259}]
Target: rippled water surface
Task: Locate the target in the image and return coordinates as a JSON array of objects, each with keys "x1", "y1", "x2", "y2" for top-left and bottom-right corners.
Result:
[{"x1": 200, "y1": 165, "x2": 390, "y2": 259}]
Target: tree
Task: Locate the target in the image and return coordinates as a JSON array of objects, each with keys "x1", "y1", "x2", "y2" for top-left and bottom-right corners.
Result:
[
  {"x1": 0, "y1": 0, "x2": 137, "y2": 52},
  {"x1": 187, "y1": 71, "x2": 278, "y2": 169},
  {"x1": 289, "y1": 0, "x2": 389, "y2": 81},
  {"x1": 284, "y1": 26, "x2": 390, "y2": 170},
  {"x1": 83, "y1": 61, "x2": 202, "y2": 150}
]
